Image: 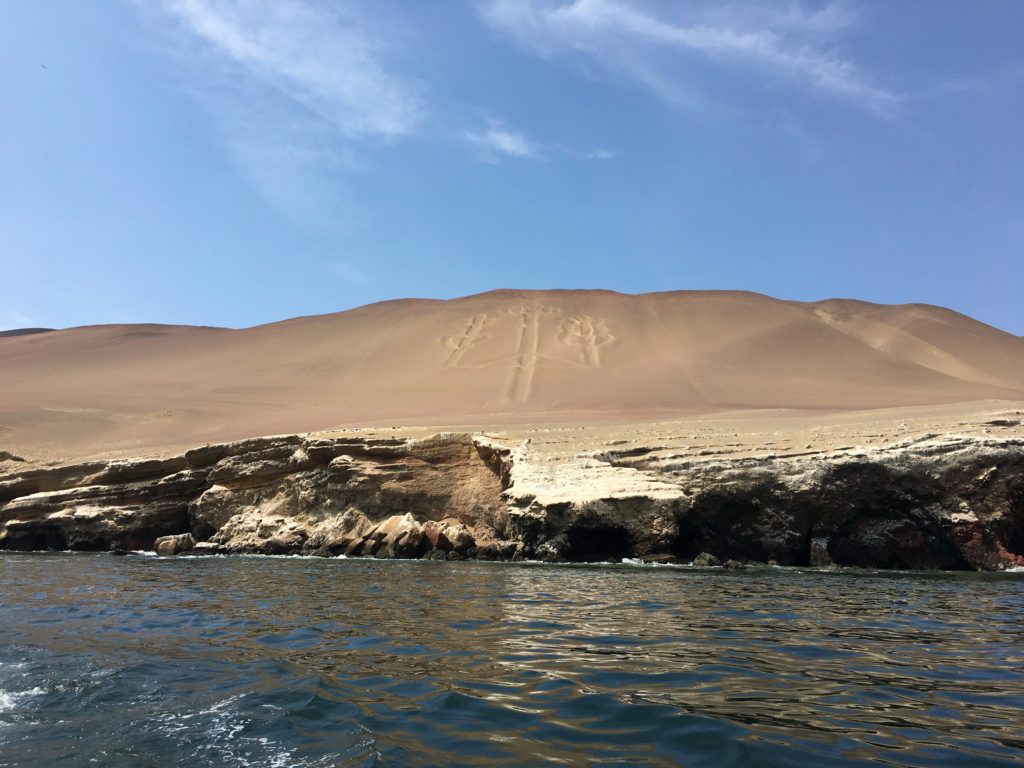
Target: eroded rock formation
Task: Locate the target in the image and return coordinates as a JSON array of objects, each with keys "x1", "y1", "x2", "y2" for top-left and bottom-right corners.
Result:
[
  {"x1": 0, "y1": 433, "x2": 507, "y2": 558},
  {"x1": 2, "y1": 422, "x2": 1023, "y2": 570}
]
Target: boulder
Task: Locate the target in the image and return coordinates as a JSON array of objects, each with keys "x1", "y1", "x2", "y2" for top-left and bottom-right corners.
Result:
[
  {"x1": 154, "y1": 533, "x2": 195, "y2": 556},
  {"x1": 422, "y1": 521, "x2": 452, "y2": 552},
  {"x1": 535, "y1": 537, "x2": 568, "y2": 563},
  {"x1": 692, "y1": 552, "x2": 720, "y2": 567},
  {"x1": 370, "y1": 513, "x2": 427, "y2": 559},
  {"x1": 439, "y1": 520, "x2": 475, "y2": 553}
]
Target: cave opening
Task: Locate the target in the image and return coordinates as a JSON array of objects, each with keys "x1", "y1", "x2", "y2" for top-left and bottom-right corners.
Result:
[
  {"x1": 1007, "y1": 486, "x2": 1024, "y2": 557},
  {"x1": 566, "y1": 524, "x2": 633, "y2": 562},
  {"x1": 14, "y1": 528, "x2": 69, "y2": 551}
]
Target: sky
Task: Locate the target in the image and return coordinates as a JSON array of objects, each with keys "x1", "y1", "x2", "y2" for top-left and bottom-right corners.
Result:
[{"x1": 2, "y1": 1, "x2": 1022, "y2": 334}]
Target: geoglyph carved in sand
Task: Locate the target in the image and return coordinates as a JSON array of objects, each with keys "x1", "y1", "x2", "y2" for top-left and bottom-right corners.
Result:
[
  {"x1": 558, "y1": 314, "x2": 614, "y2": 368},
  {"x1": 443, "y1": 313, "x2": 495, "y2": 367},
  {"x1": 442, "y1": 305, "x2": 615, "y2": 401}
]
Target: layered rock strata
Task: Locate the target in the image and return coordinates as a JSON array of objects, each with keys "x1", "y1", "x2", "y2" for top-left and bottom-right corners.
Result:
[{"x1": 1, "y1": 423, "x2": 1023, "y2": 570}]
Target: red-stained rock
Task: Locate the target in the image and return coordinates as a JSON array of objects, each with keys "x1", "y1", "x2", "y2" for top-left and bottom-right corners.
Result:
[
  {"x1": 951, "y1": 521, "x2": 1024, "y2": 571},
  {"x1": 422, "y1": 521, "x2": 452, "y2": 551}
]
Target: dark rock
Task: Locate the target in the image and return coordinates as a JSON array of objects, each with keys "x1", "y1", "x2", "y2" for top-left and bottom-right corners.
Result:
[
  {"x1": 475, "y1": 544, "x2": 500, "y2": 561},
  {"x1": 566, "y1": 523, "x2": 633, "y2": 562},
  {"x1": 808, "y1": 537, "x2": 835, "y2": 568},
  {"x1": 497, "y1": 540, "x2": 519, "y2": 560},
  {"x1": 261, "y1": 535, "x2": 299, "y2": 555},
  {"x1": 675, "y1": 482, "x2": 806, "y2": 565},
  {"x1": 392, "y1": 528, "x2": 426, "y2": 559},
  {"x1": 692, "y1": 552, "x2": 720, "y2": 567},
  {"x1": 535, "y1": 537, "x2": 568, "y2": 563},
  {"x1": 722, "y1": 559, "x2": 746, "y2": 571}
]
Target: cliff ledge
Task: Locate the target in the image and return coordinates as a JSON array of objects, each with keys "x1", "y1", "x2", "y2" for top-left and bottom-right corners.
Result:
[{"x1": 2, "y1": 407, "x2": 1022, "y2": 570}]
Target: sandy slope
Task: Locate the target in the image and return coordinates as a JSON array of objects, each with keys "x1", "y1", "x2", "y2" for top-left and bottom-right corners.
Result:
[{"x1": 2, "y1": 289, "x2": 1023, "y2": 461}]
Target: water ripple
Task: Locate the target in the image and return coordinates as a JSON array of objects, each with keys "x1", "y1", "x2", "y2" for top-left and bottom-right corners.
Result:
[{"x1": 1, "y1": 554, "x2": 1023, "y2": 766}]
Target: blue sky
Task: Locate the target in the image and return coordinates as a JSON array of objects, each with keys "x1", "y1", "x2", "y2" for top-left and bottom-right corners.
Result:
[{"x1": 2, "y1": 1, "x2": 1022, "y2": 333}]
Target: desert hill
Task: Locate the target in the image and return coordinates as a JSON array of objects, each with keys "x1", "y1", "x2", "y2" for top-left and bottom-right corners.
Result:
[{"x1": 2, "y1": 289, "x2": 1023, "y2": 460}]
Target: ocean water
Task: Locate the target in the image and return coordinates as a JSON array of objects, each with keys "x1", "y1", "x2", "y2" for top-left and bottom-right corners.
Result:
[{"x1": 1, "y1": 554, "x2": 1022, "y2": 767}]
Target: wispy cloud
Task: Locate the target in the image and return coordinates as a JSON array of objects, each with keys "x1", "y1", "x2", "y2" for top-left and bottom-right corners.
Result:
[
  {"x1": 146, "y1": 1, "x2": 562, "y2": 227},
  {"x1": 159, "y1": 0, "x2": 423, "y2": 138},
  {"x1": 479, "y1": 0, "x2": 900, "y2": 115},
  {"x1": 463, "y1": 123, "x2": 541, "y2": 162},
  {"x1": 144, "y1": 0, "x2": 424, "y2": 231},
  {"x1": 585, "y1": 148, "x2": 618, "y2": 160}
]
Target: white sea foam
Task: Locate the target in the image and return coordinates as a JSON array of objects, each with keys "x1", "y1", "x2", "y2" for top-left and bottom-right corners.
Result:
[
  {"x1": 0, "y1": 686, "x2": 43, "y2": 714},
  {"x1": 619, "y1": 557, "x2": 687, "y2": 569},
  {"x1": 153, "y1": 695, "x2": 353, "y2": 767}
]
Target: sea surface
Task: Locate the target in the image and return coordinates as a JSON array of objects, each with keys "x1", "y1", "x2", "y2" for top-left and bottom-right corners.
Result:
[{"x1": 1, "y1": 554, "x2": 1022, "y2": 767}]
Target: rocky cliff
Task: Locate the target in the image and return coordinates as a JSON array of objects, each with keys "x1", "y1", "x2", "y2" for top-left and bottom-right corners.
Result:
[{"x1": 2, "y1": 413, "x2": 1022, "y2": 570}]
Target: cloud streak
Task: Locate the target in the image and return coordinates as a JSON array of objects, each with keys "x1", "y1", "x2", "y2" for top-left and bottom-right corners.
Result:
[
  {"x1": 160, "y1": 0, "x2": 423, "y2": 138},
  {"x1": 146, "y1": 0, "x2": 429, "y2": 232},
  {"x1": 479, "y1": 0, "x2": 900, "y2": 114},
  {"x1": 463, "y1": 124, "x2": 541, "y2": 162},
  {"x1": 148, "y1": 1, "x2": 552, "y2": 228}
]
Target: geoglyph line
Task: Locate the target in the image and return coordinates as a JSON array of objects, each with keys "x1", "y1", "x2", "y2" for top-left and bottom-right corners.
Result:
[
  {"x1": 508, "y1": 304, "x2": 560, "y2": 402},
  {"x1": 443, "y1": 313, "x2": 492, "y2": 367},
  {"x1": 441, "y1": 306, "x2": 613, "y2": 402}
]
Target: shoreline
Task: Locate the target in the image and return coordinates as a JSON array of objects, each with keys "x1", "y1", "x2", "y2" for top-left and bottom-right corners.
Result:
[
  {"x1": 6, "y1": 548, "x2": 1024, "y2": 576},
  {"x1": 3, "y1": 403, "x2": 1023, "y2": 572}
]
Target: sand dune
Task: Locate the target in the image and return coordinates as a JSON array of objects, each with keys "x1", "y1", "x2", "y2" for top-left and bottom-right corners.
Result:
[{"x1": 2, "y1": 289, "x2": 1023, "y2": 460}]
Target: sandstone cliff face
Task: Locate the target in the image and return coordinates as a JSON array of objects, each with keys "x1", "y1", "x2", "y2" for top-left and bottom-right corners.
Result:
[
  {"x1": 0, "y1": 433, "x2": 507, "y2": 559},
  {"x1": 486, "y1": 426, "x2": 1024, "y2": 570},
  {"x1": 1, "y1": 422, "x2": 1022, "y2": 570}
]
